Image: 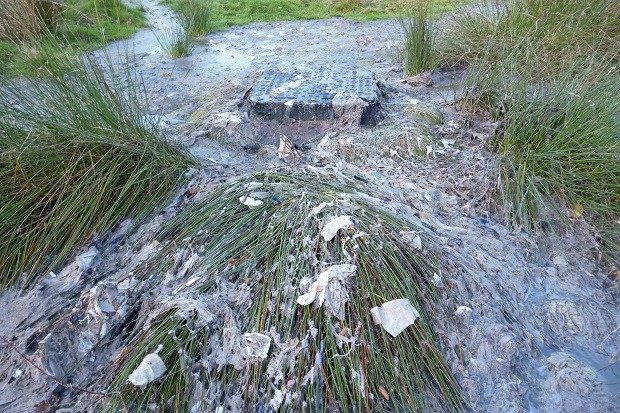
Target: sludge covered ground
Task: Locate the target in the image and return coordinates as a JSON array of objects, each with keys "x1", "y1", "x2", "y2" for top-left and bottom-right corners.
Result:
[{"x1": 0, "y1": 3, "x2": 618, "y2": 413}]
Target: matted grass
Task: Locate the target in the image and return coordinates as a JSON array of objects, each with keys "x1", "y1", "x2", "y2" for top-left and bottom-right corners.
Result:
[
  {"x1": 0, "y1": 54, "x2": 194, "y2": 289},
  {"x1": 103, "y1": 170, "x2": 463, "y2": 412}
]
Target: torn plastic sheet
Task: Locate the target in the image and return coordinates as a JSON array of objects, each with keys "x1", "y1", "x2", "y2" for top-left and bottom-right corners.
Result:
[
  {"x1": 296, "y1": 264, "x2": 356, "y2": 319},
  {"x1": 370, "y1": 299, "x2": 420, "y2": 337},
  {"x1": 321, "y1": 215, "x2": 354, "y2": 241},
  {"x1": 239, "y1": 196, "x2": 263, "y2": 208},
  {"x1": 127, "y1": 346, "x2": 167, "y2": 386},
  {"x1": 307, "y1": 201, "x2": 333, "y2": 219},
  {"x1": 241, "y1": 332, "x2": 271, "y2": 360}
]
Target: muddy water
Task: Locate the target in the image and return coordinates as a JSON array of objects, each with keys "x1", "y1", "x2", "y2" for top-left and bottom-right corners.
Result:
[{"x1": 0, "y1": 2, "x2": 618, "y2": 412}]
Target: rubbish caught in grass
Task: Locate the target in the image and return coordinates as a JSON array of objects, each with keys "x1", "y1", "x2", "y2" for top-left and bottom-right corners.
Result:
[
  {"x1": 0, "y1": 53, "x2": 193, "y2": 289},
  {"x1": 370, "y1": 299, "x2": 420, "y2": 337},
  {"x1": 101, "y1": 170, "x2": 462, "y2": 412},
  {"x1": 321, "y1": 215, "x2": 354, "y2": 241},
  {"x1": 242, "y1": 333, "x2": 272, "y2": 360},
  {"x1": 455, "y1": 305, "x2": 472, "y2": 315},
  {"x1": 278, "y1": 134, "x2": 302, "y2": 162},
  {"x1": 127, "y1": 346, "x2": 167, "y2": 387},
  {"x1": 239, "y1": 196, "x2": 264, "y2": 208},
  {"x1": 297, "y1": 264, "x2": 357, "y2": 319}
]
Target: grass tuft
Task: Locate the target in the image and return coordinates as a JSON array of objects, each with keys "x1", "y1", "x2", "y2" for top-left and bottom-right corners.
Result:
[
  {"x1": 157, "y1": 26, "x2": 194, "y2": 58},
  {"x1": 493, "y1": 68, "x2": 620, "y2": 248},
  {"x1": 102, "y1": 170, "x2": 463, "y2": 412},
  {"x1": 402, "y1": 0, "x2": 435, "y2": 75},
  {"x1": 0, "y1": 53, "x2": 194, "y2": 289},
  {"x1": 0, "y1": 0, "x2": 147, "y2": 76},
  {"x1": 177, "y1": 0, "x2": 213, "y2": 36},
  {"x1": 0, "y1": 0, "x2": 62, "y2": 41},
  {"x1": 439, "y1": 0, "x2": 620, "y2": 256}
]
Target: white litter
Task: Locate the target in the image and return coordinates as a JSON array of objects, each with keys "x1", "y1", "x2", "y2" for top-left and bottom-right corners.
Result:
[
  {"x1": 455, "y1": 306, "x2": 472, "y2": 315},
  {"x1": 249, "y1": 191, "x2": 271, "y2": 199},
  {"x1": 321, "y1": 215, "x2": 353, "y2": 241},
  {"x1": 308, "y1": 201, "x2": 332, "y2": 218},
  {"x1": 278, "y1": 134, "x2": 301, "y2": 161},
  {"x1": 241, "y1": 332, "x2": 272, "y2": 360},
  {"x1": 401, "y1": 231, "x2": 422, "y2": 250},
  {"x1": 244, "y1": 182, "x2": 263, "y2": 191},
  {"x1": 239, "y1": 196, "x2": 264, "y2": 208},
  {"x1": 370, "y1": 299, "x2": 420, "y2": 337},
  {"x1": 431, "y1": 273, "x2": 443, "y2": 288},
  {"x1": 127, "y1": 346, "x2": 167, "y2": 386},
  {"x1": 76, "y1": 247, "x2": 98, "y2": 275},
  {"x1": 296, "y1": 264, "x2": 357, "y2": 319}
]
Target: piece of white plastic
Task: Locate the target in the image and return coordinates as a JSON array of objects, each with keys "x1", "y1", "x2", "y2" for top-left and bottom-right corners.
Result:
[
  {"x1": 296, "y1": 264, "x2": 356, "y2": 319},
  {"x1": 241, "y1": 332, "x2": 271, "y2": 359},
  {"x1": 127, "y1": 347, "x2": 167, "y2": 386},
  {"x1": 370, "y1": 299, "x2": 420, "y2": 337},
  {"x1": 239, "y1": 196, "x2": 263, "y2": 208},
  {"x1": 321, "y1": 215, "x2": 353, "y2": 241}
]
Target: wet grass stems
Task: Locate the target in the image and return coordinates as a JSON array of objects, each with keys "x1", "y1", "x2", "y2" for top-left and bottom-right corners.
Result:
[
  {"x1": 103, "y1": 171, "x2": 463, "y2": 412},
  {"x1": 402, "y1": 0, "x2": 435, "y2": 75},
  {"x1": 0, "y1": 54, "x2": 194, "y2": 289},
  {"x1": 106, "y1": 312, "x2": 205, "y2": 412}
]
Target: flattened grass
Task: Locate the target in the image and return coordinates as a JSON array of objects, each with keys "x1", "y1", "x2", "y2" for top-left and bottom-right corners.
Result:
[
  {"x1": 0, "y1": 55, "x2": 194, "y2": 289},
  {"x1": 103, "y1": 170, "x2": 463, "y2": 412}
]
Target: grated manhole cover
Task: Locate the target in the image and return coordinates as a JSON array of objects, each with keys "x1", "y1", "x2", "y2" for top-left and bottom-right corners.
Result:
[{"x1": 247, "y1": 69, "x2": 381, "y2": 125}]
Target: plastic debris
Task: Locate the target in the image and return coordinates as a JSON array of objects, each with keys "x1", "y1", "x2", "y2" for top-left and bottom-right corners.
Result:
[
  {"x1": 455, "y1": 305, "x2": 472, "y2": 315},
  {"x1": 239, "y1": 196, "x2": 263, "y2": 208},
  {"x1": 57, "y1": 246, "x2": 99, "y2": 291},
  {"x1": 321, "y1": 215, "x2": 354, "y2": 241},
  {"x1": 296, "y1": 264, "x2": 357, "y2": 319},
  {"x1": 244, "y1": 181, "x2": 263, "y2": 191},
  {"x1": 431, "y1": 273, "x2": 443, "y2": 288},
  {"x1": 127, "y1": 346, "x2": 167, "y2": 386},
  {"x1": 249, "y1": 191, "x2": 271, "y2": 199},
  {"x1": 308, "y1": 201, "x2": 332, "y2": 218},
  {"x1": 278, "y1": 134, "x2": 301, "y2": 162},
  {"x1": 11, "y1": 368, "x2": 23, "y2": 380},
  {"x1": 370, "y1": 299, "x2": 420, "y2": 337},
  {"x1": 401, "y1": 231, "x2": 422, "y2": 250},
  {"x1": 76, "y1": 247, "x2": 98, "y2": 275},
  {"x1": 241, "y1": 332, "x2": 272, "y2": 360}
]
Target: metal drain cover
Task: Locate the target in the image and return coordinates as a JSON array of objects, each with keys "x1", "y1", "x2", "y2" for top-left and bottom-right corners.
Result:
[{"x1": 248, "y1": 69, "x2": 381, "y2": 125}]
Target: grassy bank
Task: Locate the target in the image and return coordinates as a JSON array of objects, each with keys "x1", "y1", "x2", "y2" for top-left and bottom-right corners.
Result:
[
  {"x1": 162, "y1": 0, "x2": 464, "y2": 34},
  {"x1": 0, "y1": 55, "x2": 194, "y2": 289},
  {"x1": 0, "y1": 0, "x2": 146, "y2": 76},
  {"x1": 439, "y1": 0, "x2": 619, "y2": 256}
]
